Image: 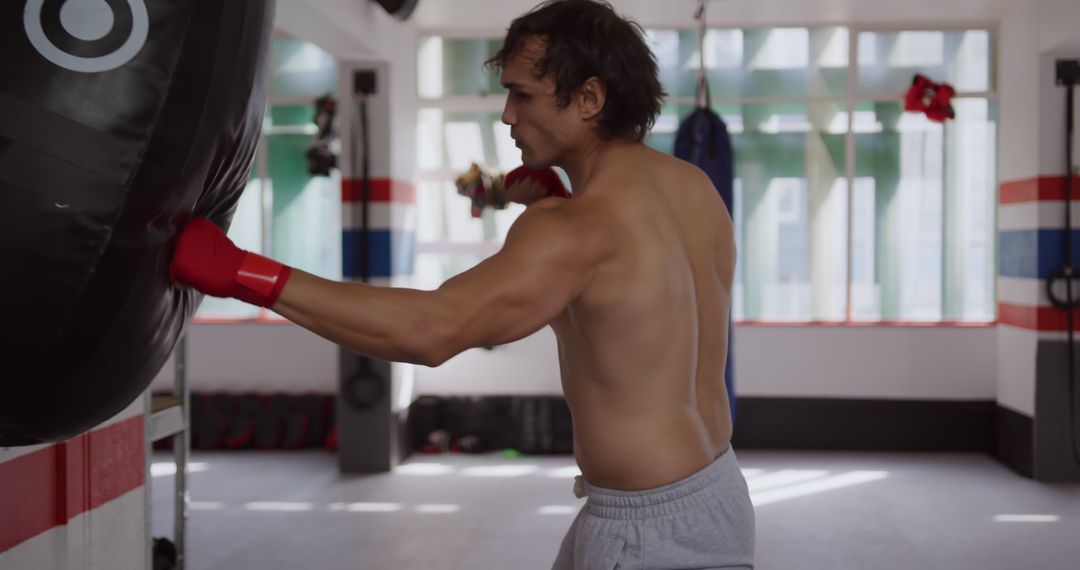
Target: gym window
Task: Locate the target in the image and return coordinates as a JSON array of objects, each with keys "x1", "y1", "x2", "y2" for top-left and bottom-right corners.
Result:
[{"x1": 416, "y1": 26, "x2": 997, "y2": 325}]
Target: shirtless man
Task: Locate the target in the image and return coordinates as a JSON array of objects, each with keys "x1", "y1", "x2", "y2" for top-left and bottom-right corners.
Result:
[{"x1": 170, "y1": 1, "x2": 754, "y2": 568}]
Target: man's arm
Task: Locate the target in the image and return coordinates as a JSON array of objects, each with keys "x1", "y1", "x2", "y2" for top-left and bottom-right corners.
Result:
[{"x1": 271, "y1": 204, "x2": 611, "y2": 366}]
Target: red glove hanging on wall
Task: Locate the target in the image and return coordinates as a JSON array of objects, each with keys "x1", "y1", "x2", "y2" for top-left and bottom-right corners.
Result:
[
  {"x1": 925, "y1": 82, "x2": 956, "y2": 122},
  {"x1": 904, "y1": 73, "x2": 956, "y2": 123},
  {"x1": 170, "y1": 218, "x2": 292, "y2": 308},
  {"x1": 904, "y1": 74, "x2": 932, "y2": 113}
]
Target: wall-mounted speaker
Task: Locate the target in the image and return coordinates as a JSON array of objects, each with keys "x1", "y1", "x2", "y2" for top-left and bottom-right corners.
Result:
[{"x1": 373, "y1": 0, "x2": 419, "y2": 21}]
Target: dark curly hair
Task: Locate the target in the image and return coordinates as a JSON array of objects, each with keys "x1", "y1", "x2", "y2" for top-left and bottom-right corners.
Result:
[{"x1": 485, "y1": 0, "x2": 666, "y2": 142}]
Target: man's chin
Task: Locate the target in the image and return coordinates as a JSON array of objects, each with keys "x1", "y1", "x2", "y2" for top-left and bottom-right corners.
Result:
[{"x1": 521, "y1": 153, "x2": 551, "y2": 170}]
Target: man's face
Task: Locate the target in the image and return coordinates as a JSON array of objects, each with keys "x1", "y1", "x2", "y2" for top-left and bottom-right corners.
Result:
[{"x1": 499, "y1": 36, "x2": 582, "y2": 168}]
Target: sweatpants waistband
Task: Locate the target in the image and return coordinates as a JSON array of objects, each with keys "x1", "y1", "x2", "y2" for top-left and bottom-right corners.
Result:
[{"x1": 581, "y1": 447, "x2": 744, "y2": 520}]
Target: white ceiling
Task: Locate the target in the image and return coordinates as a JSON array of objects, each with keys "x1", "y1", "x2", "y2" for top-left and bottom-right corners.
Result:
[
  {"x1": 412, "y1": 0, "x2": 1021, "y2": 32},
  {"x1": 274, "y1": 0, "x2": 1029, "y2": 60}
]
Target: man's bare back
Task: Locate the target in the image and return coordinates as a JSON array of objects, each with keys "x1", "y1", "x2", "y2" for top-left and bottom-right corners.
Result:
[{"x1": 547, "y1": 144, "x2": 736, "y2": 491}]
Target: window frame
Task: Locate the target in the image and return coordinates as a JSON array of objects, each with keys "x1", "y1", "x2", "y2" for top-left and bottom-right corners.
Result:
[{"x1": 413, "y1": 21, "x2": 1001, "y2": 328}]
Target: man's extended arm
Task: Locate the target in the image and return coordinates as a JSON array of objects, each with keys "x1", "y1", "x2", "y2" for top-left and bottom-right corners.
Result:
[{"x1": 172, "y1": 204, "x2": 611, "y2": 366}]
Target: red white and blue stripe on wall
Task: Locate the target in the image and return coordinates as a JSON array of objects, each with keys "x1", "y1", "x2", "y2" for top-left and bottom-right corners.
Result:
[
  {"x1": 342, "y1": 177, "x2": 417, "y2": 280},
  {"x1": 998, "y1": 175, "x2": 1080, "y2": 332}
]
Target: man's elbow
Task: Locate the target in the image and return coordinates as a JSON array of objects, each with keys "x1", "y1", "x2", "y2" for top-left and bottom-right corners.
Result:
[
  {"x1": 408, "y1": 320, "x2": 460, "y2": 368},
  {"x1": 407, "y1": 293, "x2": 472, "y2": 367},
  {"x1": 415, "y1": 342, "x2": 457, "y2": 368},
  {"x1": 417, "y1": 350, "x2": 446, "y2": 368}
]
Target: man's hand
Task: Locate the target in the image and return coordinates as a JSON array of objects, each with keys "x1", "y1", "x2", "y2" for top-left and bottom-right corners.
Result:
[
  {"x1": 170, "y1": 218, "x2": 292, "y2": 308},
  {"x1": 503, "y1": 166, "x2": 571, "y2": 206}
]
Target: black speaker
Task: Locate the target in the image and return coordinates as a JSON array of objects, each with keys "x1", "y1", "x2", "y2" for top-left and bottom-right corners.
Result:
[{"x1": 373, "y1": 0, "x2": 419, "y2": 21}]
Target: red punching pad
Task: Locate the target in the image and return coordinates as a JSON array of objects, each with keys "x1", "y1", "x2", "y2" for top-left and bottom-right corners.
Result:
[{"x1": 0, "y1": 0, "x2": 275, "y2": 445}]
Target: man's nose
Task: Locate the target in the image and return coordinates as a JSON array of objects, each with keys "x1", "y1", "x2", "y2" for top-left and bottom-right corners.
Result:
[{"x1": 501, "y1": 99, "x2": 515, "y2": 126}]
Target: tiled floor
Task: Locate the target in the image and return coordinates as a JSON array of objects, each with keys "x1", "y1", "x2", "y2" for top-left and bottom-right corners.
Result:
[{"x1": 150, "y1": 450, "x2": 1080, "y2": 569}]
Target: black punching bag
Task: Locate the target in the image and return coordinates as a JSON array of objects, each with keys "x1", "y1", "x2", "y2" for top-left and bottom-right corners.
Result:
[{"x1": 0, "y1": 0, "x2": 274, "y2": 445}]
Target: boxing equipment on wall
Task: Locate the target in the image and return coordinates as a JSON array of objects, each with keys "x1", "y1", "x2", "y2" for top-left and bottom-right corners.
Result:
[
  {"x1": 903, "y1": 73, "x2": 956, "y2": 123},
  {"x1": 306, "y1": 94, "x2": 338, "y2": 176},
  {"x1": 0, "y1": 0, "x2": 274, "y2": 445}
]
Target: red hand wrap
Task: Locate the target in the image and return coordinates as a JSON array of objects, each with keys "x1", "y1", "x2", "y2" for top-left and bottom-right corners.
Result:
[
  {"x1": 170, "y1": 218, "x2": 292, "y2": 308},
  {"x1": 236, "y1": 252, "x2": 292, "y2": 305},
  {"x1": 505, "y1": 166, "x2": 571, "y2": 199}
]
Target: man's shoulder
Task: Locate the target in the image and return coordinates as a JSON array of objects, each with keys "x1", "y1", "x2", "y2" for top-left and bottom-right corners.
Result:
[
  {"x1": 513, "y1": 195, "x2": 608, "y2": 237},
  {"x1": 592, "y1": 147, "x2": 706, "y2": 189},
  {"x1": 514, "y1": 196, "x2": 617, "y2": 263}
]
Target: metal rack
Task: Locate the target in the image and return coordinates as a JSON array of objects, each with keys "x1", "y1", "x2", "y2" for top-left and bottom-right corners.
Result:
[{"x1": 145, "y1": 335, "x2": 190, "y2": 570}]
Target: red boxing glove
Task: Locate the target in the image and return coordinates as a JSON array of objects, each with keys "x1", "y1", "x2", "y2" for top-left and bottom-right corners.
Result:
[
  {"x1": 170, "y1": 218, "x2": 292, "y2": 308},
  {"x1": 904, "y1": 74, "x2": 934, "y2": 113},
  {"x1": 904, "y1": 73, "x2": 956, "y2": 123},
  {"x1": 504, "y1": 166, "x2": 571, "y2": 199},
  {"x1": 925, "y1": 83, "x2": 956, "y2": 123}
]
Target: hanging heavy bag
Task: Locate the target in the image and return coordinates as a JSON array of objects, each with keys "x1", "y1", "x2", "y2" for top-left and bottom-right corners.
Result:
[
  {"x1": 0, "y1": 0, "x2": 275, "y2": 445},
  {"x1": 674, "y1": 76, "x2": 738, "y2": 421}
]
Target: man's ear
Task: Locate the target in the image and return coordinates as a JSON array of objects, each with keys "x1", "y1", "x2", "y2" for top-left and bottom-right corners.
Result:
[{"x1": 577, "y1": 76, "x2": 606, "y2": 121}]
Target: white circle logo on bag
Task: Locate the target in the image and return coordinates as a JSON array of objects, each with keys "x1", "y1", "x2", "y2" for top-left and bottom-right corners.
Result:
[{"x1": 23, "y1": 0, "x2": 148, "y2": 73}]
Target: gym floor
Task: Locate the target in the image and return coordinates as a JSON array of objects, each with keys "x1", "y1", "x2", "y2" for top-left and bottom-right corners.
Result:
[{"x1": 151, "y1": 450, "x2": 1080, "y2": 570}]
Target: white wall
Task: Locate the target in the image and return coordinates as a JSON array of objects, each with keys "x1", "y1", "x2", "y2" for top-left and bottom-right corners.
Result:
[
  {"x1": 416, "y1": 328, "x2": 562, "y2": 395},
  {"x1": 275, "y1": 0, "x2": 412, "y2": 62},
  {"x1": 156, "y1": 322, "x2": 998, "y2": 401},
  {"x1": 998, "y1": 1, "x2": 1041, "y2": 184},
  {"x1": 994, "y1": 0, "x2": 1041, "y2": 416},
  {"x1": 1040, "y1": 0, "x2": 1080, "y2": 54},
  {"x1": 415, "y1": 325, "x2": 998, "y2": 399},
  {"x1": 733, "y1": 326, "x2": 998, "y2": 399},
  {"x1": 414, "y1": 0, "x2": 1016, "y2": 33},
  {"x1": 151, "y1": 323, "x2": 339, "y2": 393}
]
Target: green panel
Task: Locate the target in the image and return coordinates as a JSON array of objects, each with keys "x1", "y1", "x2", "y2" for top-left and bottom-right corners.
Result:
[
  {"x1": 270, "y1": 37, "x2": 338, "y2": 99},
  {"x1": 271, "y1": 104, "x2": 314, "y2": 127},
  {"x1": 268, "y1": 133, "x2": 321, "y2": 273}
]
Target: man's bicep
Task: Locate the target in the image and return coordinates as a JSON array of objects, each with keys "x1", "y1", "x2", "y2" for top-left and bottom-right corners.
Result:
[{"x1": 435, "y1": 209, "x2": 596, "y2": 350}]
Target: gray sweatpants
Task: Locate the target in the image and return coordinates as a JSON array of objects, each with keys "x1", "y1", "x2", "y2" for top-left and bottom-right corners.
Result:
[{"x1": 552, "y1": 447, "x2": 755, "y2": 570}]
